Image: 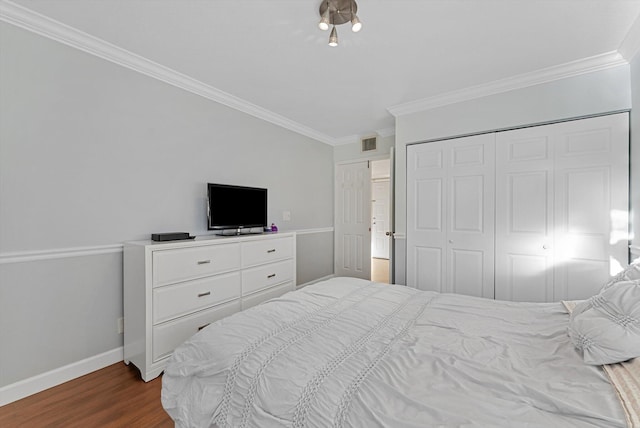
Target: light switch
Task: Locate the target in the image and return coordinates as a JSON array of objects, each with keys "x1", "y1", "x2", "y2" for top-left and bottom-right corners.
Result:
[{"x1": 283, "y1": 210, "x2": 291, "y2": 221}]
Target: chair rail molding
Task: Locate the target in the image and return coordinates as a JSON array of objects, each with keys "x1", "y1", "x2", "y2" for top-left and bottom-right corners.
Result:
[
  {"x1": 0, "y1": 244, "x2": 125, "y2": 264},
  {"x1": 295, "y1": 227, "x2": 334, "y2": 235},
  {"x1": 0, "y1": 230, "x2": 334, "y2": 264}
]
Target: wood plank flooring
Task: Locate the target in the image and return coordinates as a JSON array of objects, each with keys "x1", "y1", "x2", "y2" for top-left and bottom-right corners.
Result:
[
  {"x1": 371, "y1": 257, "x2": 389, "y2": 283},
  {"x1": 0, "y1": 363, "x2": 172, "y2": 427}
]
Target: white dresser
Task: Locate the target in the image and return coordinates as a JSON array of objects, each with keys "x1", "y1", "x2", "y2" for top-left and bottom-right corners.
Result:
[{"x1": 123, "y1": 232, "x2": 296, "y2": 381}]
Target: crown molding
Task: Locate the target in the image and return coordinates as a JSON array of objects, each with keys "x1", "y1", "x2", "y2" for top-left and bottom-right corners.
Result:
[
  {"x1": 333, "y1": 134, "x2": 361, "y2": 145},
  {"x1": 619, "y1": 13, "x2": 640, "y2": 61},
  {"x1": 387, "y1": 51, "x2": 628, "y2": 117},
  {"x1": 0, "y1": 0, "x2": 338, "y2": 146},
  {"x1": 376, "y1": 127, "x2": 396, "y2": 138}
]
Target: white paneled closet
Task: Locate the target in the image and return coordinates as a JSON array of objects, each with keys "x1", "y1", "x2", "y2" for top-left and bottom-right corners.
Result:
[
  {"x1": 407, "y1": 113, "x2": 629, "y2": 302},
  {"x1": 407, "y1": 133, "x2": 496, "y2": 298}
]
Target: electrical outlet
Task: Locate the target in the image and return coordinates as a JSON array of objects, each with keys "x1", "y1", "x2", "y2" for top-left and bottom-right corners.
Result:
[
  {"x1": 117, "y1": 317, "x2": 124, "y2": 334},
  {"x1": 282, "y1": 210, "x2": 291, "y2": 221}
]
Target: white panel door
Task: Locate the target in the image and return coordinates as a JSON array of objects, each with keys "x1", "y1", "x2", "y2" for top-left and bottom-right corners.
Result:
[
  {"x1": 407, "y1": 143, "x2": 446, "y2": 292},
  {"x1": 552, "y1": 113, "x2": 629, "y2": 300},
  {"x1": 496, "y1": 113, "x2": 629, "y2": 302},
  {"x1": 371, "y1": 180, "x2": 390, "y2": 259},
  {"x1": 388, "y1": 147, "x2": 395, "y2": 284},
  {"x1": 335, "y1": 162, "x2": 371, "y2": 279},
  {"x1": 447, "y1": 137, "x2": 495, "y2": 298},
  {"x1": 407, "y1": 134, "x2": 495, "y2": 298},
  {"x1": 495, "y1": 131, "x2": 555, "y2": 302}
]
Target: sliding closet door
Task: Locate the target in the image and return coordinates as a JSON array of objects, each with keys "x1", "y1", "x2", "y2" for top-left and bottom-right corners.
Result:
[
  {"x1": 407, "y1": 134, "x2": 495, "y2": 298},
  {"x1": 495, "y1": 113, "x2": 629, "y2": 302},
  {"x1": 407, "y1": 142, "x2": 446, "y2": 292},
  {"x1": 552, "y1": 113, "x2": 629, "y2": 300},
  {"x1": 494, "y1": 128, "x2": 555, "y2": 302}
]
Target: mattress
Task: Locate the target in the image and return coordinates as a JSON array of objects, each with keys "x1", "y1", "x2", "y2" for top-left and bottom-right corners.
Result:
[{"x1": 161, "y1": 277, "x2": 626, "y2": 427}]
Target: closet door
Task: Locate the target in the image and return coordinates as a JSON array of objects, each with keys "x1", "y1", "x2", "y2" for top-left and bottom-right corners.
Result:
[
  {"x1": 494, "y1": 128, "x2": 555, "y2": 302},
  {"x1": 407, "y1": 134, "x2": 495, "y2": 298},
  {"x1": 495, "y1": 113, "x2": 629, "y2": 302},
  {"x1": 552, "y1": 113, "x2": 629, "y2": 300}
]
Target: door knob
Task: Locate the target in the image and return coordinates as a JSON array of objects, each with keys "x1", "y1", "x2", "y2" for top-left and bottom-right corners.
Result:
[{"x1": 385, "y1": 232, "x2": 391, "y2": 236}]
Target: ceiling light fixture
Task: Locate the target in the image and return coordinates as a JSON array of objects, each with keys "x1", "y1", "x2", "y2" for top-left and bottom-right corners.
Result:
[
  {"x1": 318, "y1": 0, "x2": 362, "y2": 47},
  {"x1": 328, "y1": 25, "x2": 339, "y2": 47},
  {"x1": 318, "y1": 5, "x2": 330, "y2": 31}
]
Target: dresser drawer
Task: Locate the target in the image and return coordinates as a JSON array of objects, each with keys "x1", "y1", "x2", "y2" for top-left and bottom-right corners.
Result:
[
  {"x1": 241, "y1": 237, "x2": 293, "y2": 268},
  {"x1": 242, "y1": 281, "x2": 294, "y2": 310},
  {"x1": 152, "y1": 299, "x2": 241, "y2": 362},
  {"x1": 152, "y1": 243, "x2": 240, "y2": 287},
  {"x1": 153, "y1": 272, "x2": 241, "y2": 324},
  {"x1": 242, "y1": 259, "x2": 294, "y2": 295}
]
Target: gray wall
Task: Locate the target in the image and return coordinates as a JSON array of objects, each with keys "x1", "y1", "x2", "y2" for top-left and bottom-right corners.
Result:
[
  {"x1": 394, "y1": 65, "x2": 633, "y2": 283},
  {"x1": 296, "y1": 232, "x2": 334, "y2": 286},
  {"x1": 630, "y1": 52, "x2": 640, "y2": 257},
  {"x1": 0, "y1": 22, "x2": 334, "y2": 387}
]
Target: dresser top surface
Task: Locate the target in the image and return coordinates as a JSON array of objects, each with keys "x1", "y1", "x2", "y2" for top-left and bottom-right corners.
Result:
[{"x1": 125, "y1": 231, "x2": 295, "y2": 249}]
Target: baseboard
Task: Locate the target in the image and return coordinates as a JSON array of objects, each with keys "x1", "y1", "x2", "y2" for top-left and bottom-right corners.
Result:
[
  {"x1": 296, "y1": 274, "x2": 335, "y2": 289},
  {"x1": 0, "y1": 347, "x2": 123, "y2": 407}
]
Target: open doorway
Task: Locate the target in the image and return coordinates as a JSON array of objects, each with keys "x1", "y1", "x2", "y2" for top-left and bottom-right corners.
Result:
[{"x1": 371, "y1": 159, "x2": 391, "y2": 283}]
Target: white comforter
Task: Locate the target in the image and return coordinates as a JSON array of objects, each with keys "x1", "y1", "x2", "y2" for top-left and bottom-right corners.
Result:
[{"x1": 161, "y1": 277, "x2": 626, "y2": 428}]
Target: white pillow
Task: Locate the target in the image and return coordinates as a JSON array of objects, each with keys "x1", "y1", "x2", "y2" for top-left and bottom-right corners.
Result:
[
  {"x1": 600, "y1": 258, "x2": 640, "y2": 292},
  {"x1": 568, "y1": 280, "x2": 640, "y2": 365}
]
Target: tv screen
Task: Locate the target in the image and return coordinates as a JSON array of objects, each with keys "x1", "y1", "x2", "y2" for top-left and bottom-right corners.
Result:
[{"x1": 207, "y1": 183, "x2": 267, "y2": 231}]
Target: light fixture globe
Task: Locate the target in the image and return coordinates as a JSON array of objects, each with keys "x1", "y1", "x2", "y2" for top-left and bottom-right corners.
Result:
[
  {"x1": 328, "y1": 25, "x2": 338, "y2": 47},
  {"x1": 318, "y1": 0, "x2": 361, "y2": 46},
  {"x1": 318, "y1": 4, "x2": 330, "y2": 30},
  {"x1": 351, "y1": 15, "x2": 362, "y2": 32}
]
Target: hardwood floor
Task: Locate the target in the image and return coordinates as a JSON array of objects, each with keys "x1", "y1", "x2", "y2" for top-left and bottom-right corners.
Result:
[
  {"x1": 371, "y1": 257, "x2": 389, "y2": 283},
  {"x1": 0, "y1": 363, "x2": 172, "y2": 427}
]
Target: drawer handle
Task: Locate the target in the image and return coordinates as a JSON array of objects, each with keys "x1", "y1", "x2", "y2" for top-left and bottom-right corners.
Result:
[
  {"x1": 197, "y1": 323, "x2": 210, "y2": 331},
  {"x1": 197, "y1": 260, "x2": 211, "y2": 265},
  {"x1": 197, "y1": 291, "x2": 211, "y2": 298},
  {"x1": 267, "y1": 249, "x2": 276, "y2": 253},
  {"x1": 267, "y1": 273, "x2": 276, "y2": 279}
]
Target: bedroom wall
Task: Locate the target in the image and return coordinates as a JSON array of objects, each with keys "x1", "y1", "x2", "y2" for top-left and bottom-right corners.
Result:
[
  {"x1": 630, "y1": 52, "x2": 640, "y2": 259},
  {"x1": 393, "y1": 65, "x2": 633, "y2": 284},
  {"x1": 0, "y1": 22, "x2": 334, "y2": 390}
]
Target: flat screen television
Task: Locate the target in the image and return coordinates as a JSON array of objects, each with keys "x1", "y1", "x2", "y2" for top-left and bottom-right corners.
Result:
[{"x1": 207, "y1": 183, "x2": 267, "y2": 232}]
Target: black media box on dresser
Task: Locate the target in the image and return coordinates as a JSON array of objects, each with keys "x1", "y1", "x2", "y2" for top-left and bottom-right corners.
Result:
[{"x1": 151, "y1": 232, "x2": 193, "y2": 242}]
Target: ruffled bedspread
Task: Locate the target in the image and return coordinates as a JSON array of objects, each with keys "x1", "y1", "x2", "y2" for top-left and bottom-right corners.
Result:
[
  {"x1": 162, "y1": 278, "x2": 626, "y2": 428},
  {"x1": 563, "y1": 300, "x2": 639, "y2": 427}
]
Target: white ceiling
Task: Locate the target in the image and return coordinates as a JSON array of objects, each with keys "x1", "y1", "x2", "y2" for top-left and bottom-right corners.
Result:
[{"x1": 5, "y1": 0, "x2": 640, "y2": 145}]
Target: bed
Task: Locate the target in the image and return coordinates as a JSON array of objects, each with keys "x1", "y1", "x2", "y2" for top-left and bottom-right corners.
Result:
[{"x1": 161, "y1": 276, "x2": 640, "y2": 428}]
